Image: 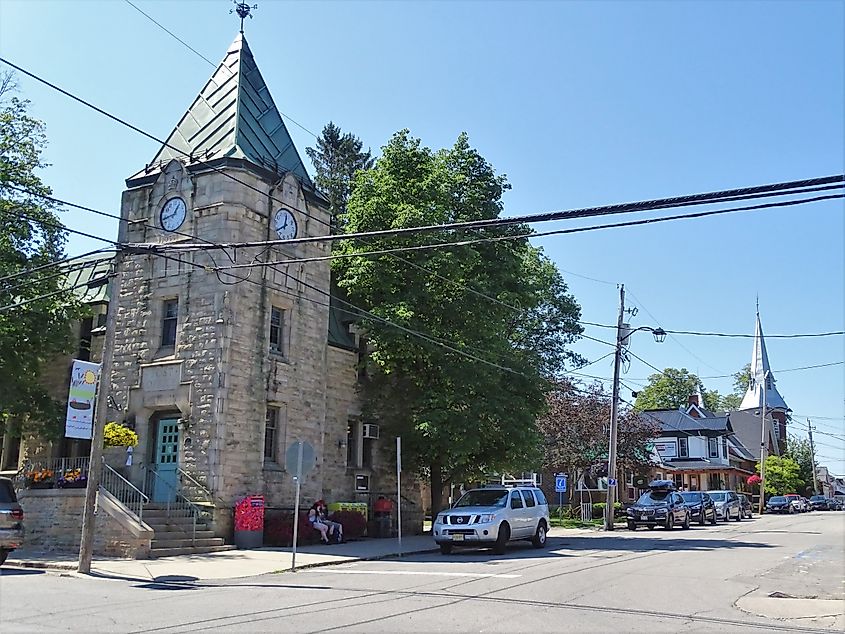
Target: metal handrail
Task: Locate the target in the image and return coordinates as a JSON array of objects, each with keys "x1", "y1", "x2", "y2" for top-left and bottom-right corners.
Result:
[
  {"x1": 100, "y1": 459, "x2": 149, "y2": 525},
  {"x1": 142, "y1": 466, "x2": 203, "y2": 545},
  {"x1": 176, "y1": 467, "x2": 215, "y2": 505}
]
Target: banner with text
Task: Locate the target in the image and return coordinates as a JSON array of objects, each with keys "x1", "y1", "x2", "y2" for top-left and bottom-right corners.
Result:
[{"x1": 64, "y1": 360, "x2": 101, "y2": 439}]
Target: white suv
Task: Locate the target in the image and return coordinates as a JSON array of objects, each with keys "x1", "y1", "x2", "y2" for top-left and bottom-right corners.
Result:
[{"x1": 433, "y1": 486, "x2": 550, "y2": 555}]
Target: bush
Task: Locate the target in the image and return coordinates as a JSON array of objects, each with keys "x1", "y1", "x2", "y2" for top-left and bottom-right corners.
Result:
[
  {"x1": 103, "y1": 422, "x2": 138, "y2": 447},
  {"x1": 263, "y1": 510, "x2": 323, "y2": 547},
  {"x1": 591, "y1": 502, "x2": 623, "y2": 520},
  {"x1": 329, "y1": 510, "x2": 367, "y2": 539}
]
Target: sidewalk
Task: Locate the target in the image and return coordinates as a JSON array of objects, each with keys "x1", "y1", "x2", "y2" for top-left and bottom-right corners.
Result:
[{"x1": 5, "y1": 535, "x2": 438, "y2": 581}]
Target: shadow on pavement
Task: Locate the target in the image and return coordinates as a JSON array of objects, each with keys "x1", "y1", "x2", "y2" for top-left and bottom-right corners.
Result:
[{"x1": 0, "y1": 567, "x2": 46, "y2": 576}]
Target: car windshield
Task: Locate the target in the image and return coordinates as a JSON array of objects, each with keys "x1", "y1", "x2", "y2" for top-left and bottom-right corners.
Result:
[
  {"x1": 708, "y1": 492, "x2": 729, "y2": 502},
  {"x1": 636, "y1": 490, "x2": 671, "y2": 506},
  {"x1": 454, "y1": 489, "x2": 508, "y2": 508},
  {"x1": 679, "y1": 492, "x2": 702, "y2": 503},
  {"x1": 810, "y1": 495, "x2": 826, "y2": 501},
  {"x1": 769, "y1": 496, "x2": 786, "y2": 503}
]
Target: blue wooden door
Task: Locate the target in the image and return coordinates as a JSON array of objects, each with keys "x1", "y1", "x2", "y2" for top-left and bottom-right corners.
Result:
[{"x1": 153, "y1": 418, "x2": 179, "y2": 503}]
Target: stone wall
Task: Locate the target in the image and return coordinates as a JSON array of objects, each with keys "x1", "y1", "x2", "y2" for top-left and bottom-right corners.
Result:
[{"x1": 17, "y1": 488, "x2": 151, "y2": 558}]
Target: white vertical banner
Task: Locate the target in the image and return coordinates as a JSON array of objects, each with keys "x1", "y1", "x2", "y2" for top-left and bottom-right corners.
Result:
[
  {"x1": 65, "y1": 360, "x2": 101, "y2": 440},
  {"x1": 396, "y1": 436, "x2": 402, "y2": 556}
]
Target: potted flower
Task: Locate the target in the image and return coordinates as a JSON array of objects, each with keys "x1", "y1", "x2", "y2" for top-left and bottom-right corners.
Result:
[
  {"x1": 57, "y1": 467, "x2": 88, "y2": 489},
  {"x1": 24, "y1": 468, "x2": 55, "y2": 489}
]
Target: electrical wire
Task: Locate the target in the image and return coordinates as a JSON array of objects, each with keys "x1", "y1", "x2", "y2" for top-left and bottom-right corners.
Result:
[
  {"x1": 0, "y1": 247, "x2": 115, "y2": 283},
  {"x1": 0, "y1": 273, "x2": 111, "y2": 312}
]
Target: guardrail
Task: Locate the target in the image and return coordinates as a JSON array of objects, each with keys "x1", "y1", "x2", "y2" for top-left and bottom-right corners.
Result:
[
  {"x1": 100, "y1": 458, "x2": 148, "y2": 525},
  {"x1": 142, "y1": 466, "x2": 205, "y2": 544}
]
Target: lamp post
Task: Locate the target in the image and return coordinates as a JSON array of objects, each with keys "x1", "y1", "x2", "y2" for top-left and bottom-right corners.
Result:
[{"x1": 605, "y1": 284, "x2": 666, "y2": 531}]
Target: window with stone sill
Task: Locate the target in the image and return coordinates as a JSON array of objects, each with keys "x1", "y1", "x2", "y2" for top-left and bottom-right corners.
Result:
[
  {"x1": 264, "y1": 404, "x2": 287, "y2": 466},
  {"x1": 269, "y1": 306, "x2": 286, "y2": 356},
  {"x1": 161, "y1": 299, "x2": 178, "y2": 348}
]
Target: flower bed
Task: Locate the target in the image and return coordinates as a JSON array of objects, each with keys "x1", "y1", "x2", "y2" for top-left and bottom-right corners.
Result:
[
  {"x1": 24, "y1": 468, "x2": 55, "y2": 489},
  {"x1": 57, "y1": 468, "x2": 88, "y2": 489}
]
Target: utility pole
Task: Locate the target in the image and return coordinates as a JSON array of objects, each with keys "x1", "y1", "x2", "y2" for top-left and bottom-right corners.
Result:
[
  {"x1": 604, "y1": 284, "x2": 625, "y2": 531},
  {"x1": 807, "y1": 419, "x2": 819, "y2": 495},
  {"x1": 78, "y1": 250, "x2": 123, "y2": 573},
  {"x1": 757, "y1": 369, "x2": 770, "y2": 515}
]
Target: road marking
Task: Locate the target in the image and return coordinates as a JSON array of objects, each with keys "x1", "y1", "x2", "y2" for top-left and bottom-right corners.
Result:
[{"x1": 303, "y1": 569, "x2": 521, "y2": 579}]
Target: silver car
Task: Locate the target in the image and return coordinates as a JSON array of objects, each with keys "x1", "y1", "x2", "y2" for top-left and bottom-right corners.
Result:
[
  {"x1": 706, "y1": 490, "x2": 742, "y2": 522},
  {"x1": 0, "y1": 477, "x2": 24, "y2": 565},
  {"x1": 433, "y1": 487, "x2": 550, "y2": 555}
]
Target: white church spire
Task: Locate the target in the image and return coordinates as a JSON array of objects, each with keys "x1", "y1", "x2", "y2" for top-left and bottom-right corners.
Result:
[{"x1": 739, "y1": 309, "x2": 788, "y2": 411}]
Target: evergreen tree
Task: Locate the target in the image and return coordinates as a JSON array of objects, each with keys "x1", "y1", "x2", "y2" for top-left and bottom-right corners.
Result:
[{"x1": 306, "y1": 122, "x2": 374, "y2": 229}]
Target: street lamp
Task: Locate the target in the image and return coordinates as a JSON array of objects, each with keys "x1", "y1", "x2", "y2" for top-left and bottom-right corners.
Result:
[{"x1": 605, "y1": 285, "x2": 665, "y2": 531}]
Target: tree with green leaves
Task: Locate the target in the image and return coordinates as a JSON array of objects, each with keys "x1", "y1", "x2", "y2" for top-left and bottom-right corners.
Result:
[
  {"x1": 633, "y1": 368, "x2": 718, "y2": 411},
  {"x1": 757, "y1": 455, "x2": 802, "y2": 496},
  {"x1": 0, "y1": 73, "x2": 81, "y2": 450},
  {"x1": 784, "y1": 435, "x2": 816, "y2": 495},
  {"x1": 305, "y1": 122, "x2": 374, "y2": 228},
  {"x1": 333, "y1": 130, "x2": 583, "y2": 514}
]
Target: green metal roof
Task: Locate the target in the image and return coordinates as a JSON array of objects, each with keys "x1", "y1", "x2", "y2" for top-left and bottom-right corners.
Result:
[
  {"x1": 62, "y1": 254, "x2": 113, "y2": 304},
  {"x1": 133, "y1": 33, "x2": 311, "y2": 185}
]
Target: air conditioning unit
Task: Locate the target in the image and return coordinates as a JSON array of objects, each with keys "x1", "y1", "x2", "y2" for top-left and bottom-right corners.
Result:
[{"x1": 362, "y1": 424, "x2": 380, "y2": 439}]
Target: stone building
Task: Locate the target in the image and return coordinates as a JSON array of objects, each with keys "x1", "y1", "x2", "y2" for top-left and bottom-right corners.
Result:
[{"x1": 13, "y1": 32, "x2": 421, "y2": 553}]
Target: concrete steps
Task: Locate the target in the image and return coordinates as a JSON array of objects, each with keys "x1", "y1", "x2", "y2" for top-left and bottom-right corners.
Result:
[{"x1": 143, "y1": 502, "x2": 232, "y2": 557}]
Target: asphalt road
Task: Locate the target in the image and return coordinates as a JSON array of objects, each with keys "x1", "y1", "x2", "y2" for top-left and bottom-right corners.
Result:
[{"x1": 2, "y1": 512, "x2": 843, "y2": 633}]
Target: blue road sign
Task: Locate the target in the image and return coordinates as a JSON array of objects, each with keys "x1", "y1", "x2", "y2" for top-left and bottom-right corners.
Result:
[
  {"x1": 555, "y1": 474, "x2": 568, "y2": 493},
  {"x1": 608, "y1": 478, "x2": 618, "y2": 487}
]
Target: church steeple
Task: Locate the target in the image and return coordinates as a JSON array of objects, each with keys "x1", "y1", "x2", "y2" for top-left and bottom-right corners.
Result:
[
  {"x1": 130, "y1": 33, "x2": 311, "y2": 186},
  {"x1": 739, "y1": 310, "x2": 788, "y2": 411}
]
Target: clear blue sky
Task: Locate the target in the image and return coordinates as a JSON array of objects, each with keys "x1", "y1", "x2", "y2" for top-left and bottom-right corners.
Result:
[{"x1": 2, "y1": 1, "x2": 843, "y2": 474}]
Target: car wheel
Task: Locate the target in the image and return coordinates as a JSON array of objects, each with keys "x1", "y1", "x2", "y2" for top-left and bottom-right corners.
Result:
[
  {"x1": 646, "y1": 525, "x2": 655, "y2": 530},
  {"x1": 0, "y1": 549, "x2": 8, "y2": 566},
  {"x1": 627, "y1": 521, "x2": 636, "y2": 531},
  {"x1": 735, "y1": 507, "x2": 742, "y2": 522},
  {"x1": 439, "y1": 543, "x2": 453, "y2": 555},
  {"x1": 682, "y1": 512, "x2": 691, "y2": 530},
  {"x1": 710, "y1": 510, "x2": 717, "y2": 526},
  {"x1": 531, "y1": 522, "x2": 547, "y2": 548},
  {"x1": 665, "y1": 514, "x2": 674, "y2": 530},
  {"x1": 493, "y1": 523, "x2": 510, "y2": 555},
  {"x1": 698, "y1": 511, "x2": 706, "y2": 526}
]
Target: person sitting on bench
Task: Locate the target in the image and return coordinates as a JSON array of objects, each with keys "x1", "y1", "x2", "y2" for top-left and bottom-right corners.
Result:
[
  {"x1": 307, "y1": 504, "x2": 331, "y2": 544},
  {"x1": 315, "y1": 500, "x2": 344, "y2": 543}
]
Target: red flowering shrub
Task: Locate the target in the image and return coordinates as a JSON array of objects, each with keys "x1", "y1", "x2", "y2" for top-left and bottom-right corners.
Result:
[
  {"x1": 747, "y1": 474, "x2": 762, "y2": 487},
  {"x1": 329, "y1": 510, "x2": 367, "y2": 539},
  {"x1": 263, "y1": 510, "x2": 323, "y2": 547}
]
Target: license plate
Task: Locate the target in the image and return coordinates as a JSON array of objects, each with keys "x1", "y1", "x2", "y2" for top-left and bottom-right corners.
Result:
[
  {"x1": 639, "y1": 514, "x2": 646, "y2": 520},
  {"x1": 452, "y1": 533, "x2": 464, "y2": 541}
]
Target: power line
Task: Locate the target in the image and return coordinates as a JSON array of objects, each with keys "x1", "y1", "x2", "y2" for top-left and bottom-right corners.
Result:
[
  {"x1": 1, "y1": 255, "x2": 114, "y2": 295},
  {"x1": 0, "y1": 248, "x2": 114, "y2": 284},
  {"x1": 0, "y1": 273, "x2": 112, "y2": 312},
  {"x1": 147, "y1": 188, "x2": 845, "y2": 253},
  {"x1": 122, "y1": 0, "x2": 320, "y2": 140},
  {"x1": 582, "y1": 321, "x2": 845, "y2": 340}
]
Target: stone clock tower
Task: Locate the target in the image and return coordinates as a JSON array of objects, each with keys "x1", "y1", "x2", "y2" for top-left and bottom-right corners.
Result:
[{"x1": 108, "y1": 34, "x2": 383, "y2": 537}]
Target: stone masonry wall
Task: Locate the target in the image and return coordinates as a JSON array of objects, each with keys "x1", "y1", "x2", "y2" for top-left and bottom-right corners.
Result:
[{"x1": 17, "y1": 488, "x2": 149, "y2": 558}]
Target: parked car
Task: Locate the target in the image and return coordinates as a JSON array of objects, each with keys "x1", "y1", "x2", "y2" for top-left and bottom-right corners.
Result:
[
  {"x1": 737, "y1": 493, "x2": 753, "y2": 519},
  {"x1": 828, "y1": 498, "x2": 843, "y2": 511},
  {"x1": 433, "y1": 486, "x2": 550, "y2": 555},
  {"x1": 0, "y1": 477, "x2": 24, "y2": 566},
  {"x1": 808, "y1": 495, "x2": 831, "y2": 511},
  {"x1": 783, "y1": 494, "x2": 805, "y2": 513},
  {"x1": 679, "y1": 491, "x2": 717, "y2": 526},
  {"x1": 706, "y1": 490, "x2": 742, "y2": 521},
  {"x1": 765, "y1": 495, "x2": 793, "y2": 514},
  {"x1": 626, "y1": 480, "x2": 690, "y2": 530}
]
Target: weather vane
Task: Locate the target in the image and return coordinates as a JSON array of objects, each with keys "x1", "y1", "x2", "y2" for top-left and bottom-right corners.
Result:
[{"x1": 230, "y1": 1, "x2": 258, "y2": 33}]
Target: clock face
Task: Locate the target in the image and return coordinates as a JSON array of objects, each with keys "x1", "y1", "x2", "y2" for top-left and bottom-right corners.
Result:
[
  {"x1": 160, "y1": 197, "x2": 187, "y2": 232},
  {"x1": 273, "y1": 208, "x2": 297, "y2": 240}
]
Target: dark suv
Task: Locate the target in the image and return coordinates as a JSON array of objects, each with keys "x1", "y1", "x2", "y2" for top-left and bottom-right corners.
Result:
[
  {"x1": 0, "y1": 477, "x2": 24, "y2": 566},
  {"x1": 679, "y1": 491, "x2": 717, "y2": 526},
  {"x1": 626, "y1": 480, "x2": 690, "y2": 530}
]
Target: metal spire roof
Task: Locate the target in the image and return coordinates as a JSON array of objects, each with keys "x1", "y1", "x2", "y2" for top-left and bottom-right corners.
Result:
[
  {"x1": 134, "y1": 33, "x2": 311, "y2": 185},
  {"x1": 739, "y1": 311, "x2": 789, "y2": 411}
]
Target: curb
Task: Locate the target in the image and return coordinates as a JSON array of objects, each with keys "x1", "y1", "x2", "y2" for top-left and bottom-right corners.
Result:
[{"x1": 6, "y1": 546, "x2": 442, "y2": 578}]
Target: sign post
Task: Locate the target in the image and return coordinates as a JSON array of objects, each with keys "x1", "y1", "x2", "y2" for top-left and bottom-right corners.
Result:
[
  {"x1": 555, "y1": 474, "x2": 567, "y2": 519},
  {"x1": 396, "y1": 436, "x2": 402, "y2": 557},
  {"x1": 286, "y1": 440, "x2": 315, "y2": 572}
]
